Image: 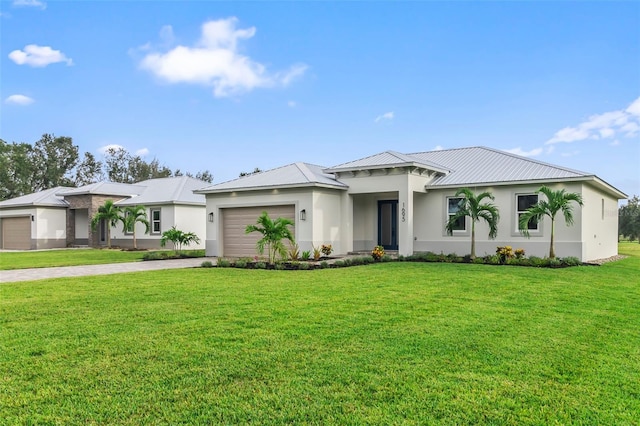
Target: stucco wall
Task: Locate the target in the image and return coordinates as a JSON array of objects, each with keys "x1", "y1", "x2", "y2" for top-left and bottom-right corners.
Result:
[
  {"x1": 310, "y1": 189, "x2": 344, "y2": 253},
  {"x1": 581, "y1": 183, "x2": 619, "y2": 261},
  {"x1": 413, "y1": 182, "x2": 586, "y2": 259}
]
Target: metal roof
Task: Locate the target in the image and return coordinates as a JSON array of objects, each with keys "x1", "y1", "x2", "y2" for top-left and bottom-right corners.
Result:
[
  {"x1": 0, "y1": 186, "x2": 74, "y2": 208},
  {"x1": 116, "y1": 176, "x2": 207, "y2": 206},
  {"x1": 407, "y1": 147, "x2": 591, "y2": 187},
  {"x1": 195, "y1": 162, "x2": 348, "y2": 194},
  {"x1": 57, "y1": 181, "x2": 146, "y2": 197},
  {"x1": 324, "y1": 150, "x2": 449, "y2": 174}
]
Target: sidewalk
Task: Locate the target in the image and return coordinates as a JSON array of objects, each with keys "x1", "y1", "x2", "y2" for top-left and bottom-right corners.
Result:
[{"x1": 0, "y1": 257, "x2": 212, "y2": 283}]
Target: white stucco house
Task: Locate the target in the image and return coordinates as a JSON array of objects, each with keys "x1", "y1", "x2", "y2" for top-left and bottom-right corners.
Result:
[
  {"x1": 0, "y1": 176, "x2": 207, "y2": 250},
  {"x1": 195, "y1": 147, "x2": 626, "y2": 262}
]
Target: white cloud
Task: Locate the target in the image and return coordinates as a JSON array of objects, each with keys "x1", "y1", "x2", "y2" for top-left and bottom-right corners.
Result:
[
  {"x1": 546, "y1": 96, "x2": 640, "y2": 144},
  {"x1": 505, "y1": 147, "x2": 543, "y2": 157},
  {"x1": 561, "y1": 150, "x2": 580, "y2": 157},
  {"x1": 138, "y1": 17, "x2": 307, "y2": 98},
  {"x1": 375, "y1": 111, "x2": 394, "y2": 123},
  {"x1": 5, "y1": 94, "x2": 34, "y2": 105},
  {"x1": 12, "y1": 0, "x2": 46, "y2": 9},
  {"x1": 287, "y1": 100, "x2": 297, "y2": 108},
  {"x1": 433, "y1": 145, "x2": 444, "y2": 151},
  {"x1": 135, "y1": 148, "x2": 149, "y2": 157},
  {"x1": 9, "y1": 44, "x2": 72, "y2": 67},
  {"x1": 609, "y1": 139, "x2": 620, "y2": 147}
]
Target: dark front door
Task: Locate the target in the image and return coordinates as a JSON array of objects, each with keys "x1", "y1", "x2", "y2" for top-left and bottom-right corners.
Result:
[{"x1": 378, "y1": 200, "x2": 398, "y2": 250}]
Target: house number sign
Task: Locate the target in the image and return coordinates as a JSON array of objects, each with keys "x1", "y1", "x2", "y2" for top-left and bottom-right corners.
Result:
[{"x1": 401, "y1": 202, "x2": 406, "y2": 222}]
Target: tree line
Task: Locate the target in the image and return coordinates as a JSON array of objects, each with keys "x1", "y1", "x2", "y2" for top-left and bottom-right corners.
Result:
[{"x1": 0, "y1": 134, "x2": 213, "y2": 201}]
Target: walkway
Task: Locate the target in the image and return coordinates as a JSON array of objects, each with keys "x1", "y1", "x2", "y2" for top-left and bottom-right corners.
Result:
[{"x1": 0, "y1": 257, "x2": 212, "y2": 284}]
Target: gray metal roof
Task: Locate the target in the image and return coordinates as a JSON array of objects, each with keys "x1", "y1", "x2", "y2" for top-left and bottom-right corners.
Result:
[
  {"x1": 408, "y1": 147, "x2": 591, "y2": 187},
  {"x1": 57, "y1": 181, "x2": 146, "y2": 197},
  {"x1": 324, "y1": 150, "x2": 449, "y2": 174},
  {"x1": 0, "y1": 186, "x2": 74, "y2": 208},
  {"x1": 116, "y1": 176, "x2": 207, "y2": 206},
  {"x1": 195, "y1": 162, "x2": 348, "y2": 194}
]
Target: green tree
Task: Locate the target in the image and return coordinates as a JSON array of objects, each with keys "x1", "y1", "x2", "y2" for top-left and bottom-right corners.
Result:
[
  {"x1": 619, "y1": 195, "x2": 640, "y2": 243},
  {"x1": 245, "y1": 211, "x2": 295, "y2": 264},
  {"x1": 120, "y1": 205, "x2": 150, "y2": 249},
  {"x1": 445, "y1": 188, "x2": 500, "y2": 259},
  {"x1": 0, "y1": 140, "x2": 37, "y2": 200},
  {"x1": 519, "y1": 185, "x2": 584, "y2": 258},
  {"x1": 32, "y1": 134, "x2": 79, "y2": 191},
  {"x1": 91, "y1": 200, "x2": 121, "y2": 248},
  {"x1": 75, "y1": 152, "x2": 104, "y2": 186},
  {"x1": 160, "y1": 226, "x2": 201, "y2": 254}
]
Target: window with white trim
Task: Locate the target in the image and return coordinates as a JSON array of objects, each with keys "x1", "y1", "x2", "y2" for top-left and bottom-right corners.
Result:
[
  {"x1": 447, "y1": 197, "x2": 466, "y2": 232},
  {"x1": 517, "y1": 194, "x2": 539, "y2": 231},
  {"x1": 151, "y1": 209, "x2": 161, "y2": 234}
]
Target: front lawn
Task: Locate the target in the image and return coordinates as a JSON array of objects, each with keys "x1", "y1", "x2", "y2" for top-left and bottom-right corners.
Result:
[
  {"x1": 1, "y1": 251, "x2": 638, "y2": 424},
  {"x1": 0, "y1": 248, "x2": 204, "y2": 270}
]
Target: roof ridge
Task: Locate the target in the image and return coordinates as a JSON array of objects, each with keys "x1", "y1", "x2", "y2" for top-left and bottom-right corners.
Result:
[
  {"x1": 295, "y1": 162, "x2": 320, "y2": 183},
  {"x1": 480, "y1": 146, "x2": 591, "y2": 176},
  {"x1": 171, "y1": 175, "x2": 189, "y2": 201}
]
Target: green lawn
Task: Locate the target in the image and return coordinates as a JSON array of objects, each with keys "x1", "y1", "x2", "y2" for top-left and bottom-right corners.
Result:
[{"x1": 1, "y1": 249, "x2": 639, "y2": 424}]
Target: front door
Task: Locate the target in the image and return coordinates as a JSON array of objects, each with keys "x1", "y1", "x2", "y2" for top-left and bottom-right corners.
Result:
[{"x1": 378, "y1": 200, "x2": 398, "y2": 250}]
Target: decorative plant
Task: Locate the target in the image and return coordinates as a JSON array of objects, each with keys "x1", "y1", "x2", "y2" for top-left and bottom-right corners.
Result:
[
  {"x1": 90, "y1": 199, "x2": 121, "y2": 248},
  {"x1": 312, "y1": 245, "x2": 322, "y2": 261},
  {"x1": 160, "y1": 226, "x2": 201, "y2": 254},
  {"x1": 372, "y1": 245, "x2": 385, "y2": 261},
  {"x1": 301, "y1": 250, "x2": 311, "y2": 261},
  {"x1": 445, "y1": 188, "x2": 500, "y2": 260},
  {"x1": 245, "y1": 211, "x2": 295, "y2": 264},
  {"x1": 514, "y1": 248, "x2": 526, "y2": 259},
  {"x1": 496, "y1": 246, "x2": 514, "y2": 263},
  {"x1": 519, "y1": 185, "x2": 584, "y2": 259},
  {"x1": 289, "y1": 244, "x2": 300, "y2": 261},
  {"x1": 321, "y1": 244, "x2": 333, "y2": 256},
  {"x1": 119, "y1": 205, "x2": 149, "y2": 249}
]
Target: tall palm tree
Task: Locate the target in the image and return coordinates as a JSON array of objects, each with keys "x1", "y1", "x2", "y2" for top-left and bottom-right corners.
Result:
[
  {"x1": 245, "y1": 211, "x2": 295, "y2": 264},
  {"x1": 519, "y1": 185, "x2": 584, "y2": 259},
  {"x1": 120, "y1": 205, "x2": 150, "y2": 250},
  {"x1": 91, "y1": 200, "x2": 121, "y2": 248},
  {"x1": 445, "y1": 188, "x2": 500, "y2": 259}
]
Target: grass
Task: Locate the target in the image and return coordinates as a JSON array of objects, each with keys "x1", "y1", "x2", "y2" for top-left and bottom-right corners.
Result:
[
  {"x1": 1, "y1": 247, "x2": 639, "y2": 424},
  {"x1": 0, "y1": 248, "x2": 204, "y2": 270}
]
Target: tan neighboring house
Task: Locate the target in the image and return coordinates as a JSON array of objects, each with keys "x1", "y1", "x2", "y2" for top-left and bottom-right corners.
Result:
[
  {"x1": 0, "y1": 176, "x2": 207, "y2": 250},
  {"x1": 195, "y1": 147, "x2": 626, "y2": 262}
]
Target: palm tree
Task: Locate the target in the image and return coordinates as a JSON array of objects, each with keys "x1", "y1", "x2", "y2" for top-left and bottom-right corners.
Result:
[
  {"x1": 245, "y1": 211, "x2": 295, "y2": 264},
  {"x1": 120, "y1": 205, "x2": 150, "y2": 250},
  {"x1": 160, "y1": 226, "x2": 201, "y2": 254},
  {"x1": 91, "y1": 200, "x2": 121, "y2": 248},
  {"x1": 445, "y1": 188, "x2": 500, "y2": 259},
  {"x1": 519, "y1": 185, "x2": 584, "y2": 259}
]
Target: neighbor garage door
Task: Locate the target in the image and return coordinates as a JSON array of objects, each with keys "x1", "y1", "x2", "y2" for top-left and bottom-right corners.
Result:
[
  {"x1": 2, "y1": 216, "x2": 31, "y2": 250},
  {"x1": 222, "y1": 205, "x2": 295, "y2": 258}
]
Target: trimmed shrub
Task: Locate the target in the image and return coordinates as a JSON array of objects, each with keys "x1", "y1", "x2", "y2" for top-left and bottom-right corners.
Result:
[
  {"x1": 217, "y1": 259, "x2": 231, "y2": 268},
  {"x1": 561, "y1": 256, "x2": 581, "y2": 267},
  {"x1": 255, "y1": 261, "x2": 267, "y2": 269},
  {"x1": 201, "y1": 260, "x2": 214, "y2": 268},
  {"x1": 320, "y1": 261, "x2": 329, "y2": 269},
  {"x1": 234, "y1": 259, "x2": 247, "y2": 268},
  {"x1": 298, "y1": 262, "x2": 311, "y2": 270}
]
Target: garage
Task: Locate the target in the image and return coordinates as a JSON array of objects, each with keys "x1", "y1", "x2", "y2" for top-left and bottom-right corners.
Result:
[
  {"x1": 2, "y1": 216, "x2": 32, "y2": 250},
  {"x1": 222, "y1": 205, "x2": 295, "y2": 258}
]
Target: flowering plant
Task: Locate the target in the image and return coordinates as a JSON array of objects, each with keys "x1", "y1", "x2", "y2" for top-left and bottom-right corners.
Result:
[
  {"x1": 372, "y1": 245, "x2": 385, "y2": 261},
  {"x1": 321, "y1": 244, "x2": 333, "y2": 256},
  {"x1": 514, "y1": 248, "x2": 526, "y2": 259}
]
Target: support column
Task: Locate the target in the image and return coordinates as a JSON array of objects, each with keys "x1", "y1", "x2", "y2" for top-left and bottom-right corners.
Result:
[
  {"x1": 398, "y1": 185, "x2": 414, "y2": 256},
  {"x1": 340, "y1": 192, "x2": 353, "y2": 254}
]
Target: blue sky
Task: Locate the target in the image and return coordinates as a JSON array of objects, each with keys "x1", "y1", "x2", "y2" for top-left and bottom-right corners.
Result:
[{"x1": 1, "y1": 0, "x2": 639, "y2": 198}]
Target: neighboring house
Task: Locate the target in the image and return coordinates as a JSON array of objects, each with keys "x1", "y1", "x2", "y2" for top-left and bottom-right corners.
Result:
[
  {"x1": 0, "y1": 176, "x2": 207, "y2": 250},
  {"x1": 195, "y1": 147, "x2": 626, "y2": 262}
]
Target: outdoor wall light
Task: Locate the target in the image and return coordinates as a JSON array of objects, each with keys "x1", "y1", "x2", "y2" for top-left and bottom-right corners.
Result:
[
  {"x1": 208, "y1": 212, "x2": 214, "y2": 223},
  {"x1": 300, "y1": 209, "x2": 306, "y2": 221}
]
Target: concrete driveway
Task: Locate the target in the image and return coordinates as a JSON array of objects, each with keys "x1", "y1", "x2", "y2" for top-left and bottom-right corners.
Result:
[{"x1": 0, "y1": 257, "x2": 213, "y2": 283}]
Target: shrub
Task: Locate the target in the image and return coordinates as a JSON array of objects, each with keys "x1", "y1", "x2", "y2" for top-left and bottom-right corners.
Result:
[
  {"x1": 321, "y1": 244, "x2": 333, "y2": 256},
  {"x1": 333, "y1": 260, "x2": 345, "y2": 267},
  {"x1": 312, "y1": 246, "x2": 322, "y2": 261},
  {"x1": 496, "y1": 246, "x2": 514, "y2": 263},
  {"x1": 320, "y1": 261, "x2": 329, "y2": 269},
  {"x1": 301, "y1": 250, "x2": 311, "y2": 261},
  {"x1": 200, "y1": 260, "x2": 214, "y2": 268},
  {"x1": 380, "y1": 255, "x2": 392, "y2": 262},
  {"x1": 397, "y1": 255, "x2": 405, "y2": 261},
  {"x1": 217, "y1": 259, "x2": 231, "y2": 268},
  {"x1": 425, "y1": 252, "x2": 440, "y2": 262},
  {"x1": 350, "y1": 257, "x2": 364, "y2": 266},
  {"x1": 289, "y1": 244, "x2": 300, "y2": 261},
  {"x1": 234, "y1": 259, "x2": 247, "y2": 268},
  {"x1": 372, "y1": 245, "x2": 385, "y2": 261},
  {"x1": 473, "y1": 257, "x2": 486, "y2": 264},
  {"x1": 528, "y1": 256, "x2": 545, "y2": 267},
  {"x1": 255, "y1": 261, "x2": 267, "y2": 269},
  {"x1": 298, "y1": 262, "x2": 311, "y2": 270},
  {"x1": 274, "y1": 262, "x2": 286, "y2": 270},
  {"x1": 462, "y1": 254, "x2": 472, "y2": 263},
  {"x1": 549, "y1": 258, "x2": 562, "y2": 268},
  {"x1": 514, "y1": 248, "x2": 526, "y2": 259},
  {"x1": 561, "y1": 256, "x2": 581, "y2": 267}
]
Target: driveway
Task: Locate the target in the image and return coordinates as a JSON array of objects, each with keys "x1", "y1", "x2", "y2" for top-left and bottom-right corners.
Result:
[{"x1": 0, "y1": 258, "x2": 213, "y2": 283}]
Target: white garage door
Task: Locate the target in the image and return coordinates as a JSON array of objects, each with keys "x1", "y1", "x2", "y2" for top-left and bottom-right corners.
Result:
[
  {"x1": 2, "y1": 216, "x2": 31, "y2": 250},
  {"x1": 222, "y1": 205, "x2": 295, "y2": 258}
]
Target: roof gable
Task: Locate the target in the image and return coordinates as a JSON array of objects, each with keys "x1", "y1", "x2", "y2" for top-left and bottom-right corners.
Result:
[
  {"x1": 116, "y1": 176, "x2": 207, "y2": 206},
  {"x1": 0, "y1": 186, "x2": 73, "y2": 208},
  {"x1": 324, "y1": 150, "x2": 449, "y2": 174}
]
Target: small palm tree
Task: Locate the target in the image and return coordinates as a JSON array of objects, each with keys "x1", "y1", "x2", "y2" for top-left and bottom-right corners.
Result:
[
  {"x1": 160, "y1": 226, "x2": 201, "y2": 254},
  {"x1": 519, "y1": 185, "x2": 584, "y2": 259},
  {"x1": 91, "y1": 200, "x2": 121, "y2": 248},
  {"x1": 445, "y1": 188, "x2": 500, "y2": 259},
  {"x1": 245, "y1": 212, "x2": 295, "y2": 264},
  {"x1": 120, "y1": 205, "x2": 150, "y2": 250}
]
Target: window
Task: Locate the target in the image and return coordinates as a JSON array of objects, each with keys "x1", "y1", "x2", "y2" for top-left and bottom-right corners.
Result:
[
  {"x1": 447, "y1": 197, "x2": 466, "y2": 231},
  {"x1": 517, "y1": 194, "x2": 538, "y2": 231},
  {"x1": 151, "y1": 209, "x2": 161, "y2": 234},
  {"x1": 124, "y1": 211, "x2": 133, "y2": 234}
]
